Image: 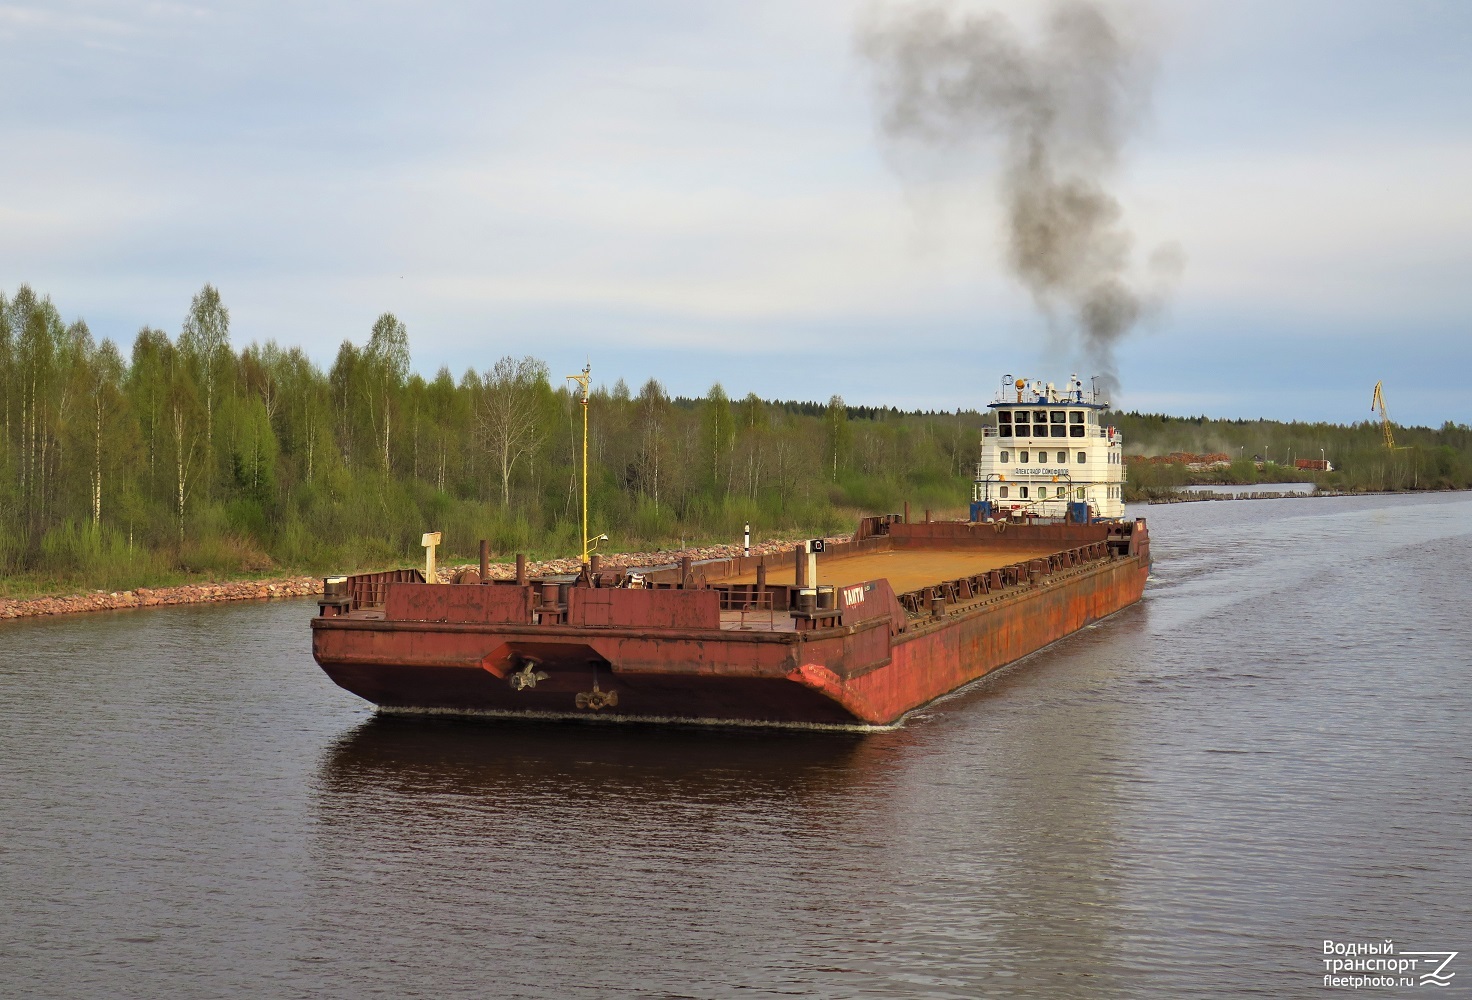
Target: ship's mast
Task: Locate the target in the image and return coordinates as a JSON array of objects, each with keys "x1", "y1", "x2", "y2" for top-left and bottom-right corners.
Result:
[{"x1": 566, "y1": 363, "x2": 592, "y2": 565}]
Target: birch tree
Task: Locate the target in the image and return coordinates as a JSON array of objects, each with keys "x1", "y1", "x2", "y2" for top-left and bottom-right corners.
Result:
[
  {"x1": 703, "y1": 382, "x2": 732, "y2": 497},
  {"x1": 178, "y1": 285, "x2": 230, "y2": 499},
  {"x1": 635, "y1": 378, "x2": 668, "y2": 513},
  {"x1": 826, "y1": 394, "x2": 850, "y2": 483},
  {"x1": 478, "y1": 355, "x2": 549, "y2": 508},
  {"x1": 165, "y1": 345, "x2": 203, "y2": 542},
  {"x1": 365, "y1": 313, "x2": 409, "y2": 477},
  {"x1": 86, "y1": 339, "x2": 125, "y2": 526}
]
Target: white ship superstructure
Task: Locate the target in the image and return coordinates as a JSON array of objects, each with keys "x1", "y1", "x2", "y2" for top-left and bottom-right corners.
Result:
[{"x1": 972, "y1": 375, "x2": 1126, "y2": 521}]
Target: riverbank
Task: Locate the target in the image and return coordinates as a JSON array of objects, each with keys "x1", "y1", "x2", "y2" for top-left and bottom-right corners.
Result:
[
  {"x1": 1140, "y1": 486, "x2": 1470, "y2": 504},
  {"x1": 0, "y1": 576, "x2": 324, "y2": 620},
  {"x1": 0, "y1": 536, "x2": 842, "y2": 621},
  {"x1": 1147, "y1": 489, "x2": 1320, "y2": 503}
]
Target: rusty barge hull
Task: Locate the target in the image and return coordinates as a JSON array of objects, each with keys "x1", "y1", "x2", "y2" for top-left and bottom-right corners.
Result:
[{"x1": 311, "y1": 518, "x2": 1149, "y2": 728}]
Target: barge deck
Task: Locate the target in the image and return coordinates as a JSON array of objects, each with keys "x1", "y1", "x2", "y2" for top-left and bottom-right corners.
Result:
[{"x1": 311, "y1": 516, "x2": 1150, "y2": 728}]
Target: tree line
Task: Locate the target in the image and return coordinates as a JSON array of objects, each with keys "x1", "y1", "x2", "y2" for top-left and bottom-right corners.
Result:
[
  {"x1": 3, "y1": 283, "x2": 1468, "y2": 592},
  {"x1": 0, "y1": 285, "x2": 983, "y2": 591},
  {"x1": 1111, "y1": 411, "x2": 1472, "y2": 497}
]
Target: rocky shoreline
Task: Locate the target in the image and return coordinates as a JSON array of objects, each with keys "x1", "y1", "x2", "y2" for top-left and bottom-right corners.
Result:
[
  {"x1": 0, "y1": 536, "x2": 843, "y2": 621},
  {"x1": 0, "y1": 576, "x2": 325, "y2": 620}
]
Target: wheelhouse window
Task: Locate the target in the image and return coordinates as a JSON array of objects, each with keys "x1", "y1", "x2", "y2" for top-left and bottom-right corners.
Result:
[
  {"x1": 1000, "y1": 450, "x2": 1010, "y2": 463},
  {"x1": 1077, "y1": 451, "x2": 1086, "y2": 463},
  {"x1": 1033, "y1": 410, "x2": 1048, "y2": 424},
  {"x1": 1069, "y1": 411, "x2": 1085, "y2": 437},
  {"x1": 997, "y1": 411, "x2": 1012, "y2": 437}
]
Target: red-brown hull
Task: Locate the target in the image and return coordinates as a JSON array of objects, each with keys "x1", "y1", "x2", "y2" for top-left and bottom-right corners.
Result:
[{"x1": 311, "y1": 521, "x2": 1150, "y2": 728}]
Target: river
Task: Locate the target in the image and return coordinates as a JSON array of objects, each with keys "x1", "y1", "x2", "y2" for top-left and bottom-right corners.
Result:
[{"x1": 3, "y1": 492, "x2": 1468, "y2": 998}]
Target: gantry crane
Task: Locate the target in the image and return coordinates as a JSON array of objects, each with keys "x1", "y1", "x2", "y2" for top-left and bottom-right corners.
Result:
[{"x1": 1370, "y1": 381, "x2": 1406, "y2": 450}]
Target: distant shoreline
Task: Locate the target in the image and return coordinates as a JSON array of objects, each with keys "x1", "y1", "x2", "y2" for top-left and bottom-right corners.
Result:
[{"x1": 1139, "y1": 486, "x2": 1469, "y2": 505}]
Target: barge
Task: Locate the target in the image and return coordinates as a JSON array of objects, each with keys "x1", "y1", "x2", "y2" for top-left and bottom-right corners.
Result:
[{"x1": 310, "y1": 375, "x2": 1148, "y2": 728}]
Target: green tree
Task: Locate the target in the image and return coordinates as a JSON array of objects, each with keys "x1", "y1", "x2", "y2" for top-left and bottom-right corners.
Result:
[
  {"x1": 703, "y1": 382, "x2": 733, "y2": 496},
  {"x1": 635, "y1": 378, "x2": 668, "y2": 514},
  {"x1": 85, "y1": 338, "x2": 126, "y2": 526},
  {"x1": 165, "y1": 342, "x2": 204, "y2": 542},
  {"x1": 365, "y1": 313, "x2": 409, "y2": 477},
  {"x1": 127, "y1": 328, "x2": 173, "y2": 501},
  {"x1": 178, "y1": 284, "x2": 231, "y2": 500},
  {"x1": 826, "y1": 394, "x2": 850, "y2": 482}
]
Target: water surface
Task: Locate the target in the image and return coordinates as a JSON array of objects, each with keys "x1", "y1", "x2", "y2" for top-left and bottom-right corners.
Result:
[{"x1": 3, "y1": 492, "x2": 1469, "y2": 998}]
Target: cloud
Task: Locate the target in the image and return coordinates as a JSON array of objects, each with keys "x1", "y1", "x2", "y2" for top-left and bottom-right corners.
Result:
[{"x1": 0, "y1": 0, "x2": 1470, "y2": 423}]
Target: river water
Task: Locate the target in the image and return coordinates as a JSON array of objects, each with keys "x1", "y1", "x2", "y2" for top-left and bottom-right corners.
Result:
[{"x1": 3, "y1": 493, "x2": 1469, "y2": 998}]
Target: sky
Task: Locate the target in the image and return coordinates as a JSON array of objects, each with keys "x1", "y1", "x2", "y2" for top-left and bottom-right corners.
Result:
[{"x1": 1, "y1": 0, "x2": 1469, "y2": 426}]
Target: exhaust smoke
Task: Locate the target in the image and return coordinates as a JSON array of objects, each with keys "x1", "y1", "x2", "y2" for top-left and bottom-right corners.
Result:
[{"x1": 858, "y1": 0, "x2": 1180, "y2": 395}]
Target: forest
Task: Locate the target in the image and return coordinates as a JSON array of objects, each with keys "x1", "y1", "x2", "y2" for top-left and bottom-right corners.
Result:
[{"x1": 3, "y1": 284, "x2": 1469, "y2": 595}]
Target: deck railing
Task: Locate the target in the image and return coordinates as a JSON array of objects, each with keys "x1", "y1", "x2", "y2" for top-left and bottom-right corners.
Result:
[
  {"x1": 716, "y1": 586, "x2": 776, "y2": 612},
  {"x1": 347, "y1": 568, "x2": 425, "y2": 610}
]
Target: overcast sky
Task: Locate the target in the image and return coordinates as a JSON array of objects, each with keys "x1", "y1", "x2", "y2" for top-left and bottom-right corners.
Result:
[{"x1": 2, "y1": 0, "x2": 1469, "y2": 425}]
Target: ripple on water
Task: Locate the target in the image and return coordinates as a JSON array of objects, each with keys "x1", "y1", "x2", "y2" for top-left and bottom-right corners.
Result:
[{"x1": 2, "y1": 493, "x2": 1470, "y2": 998}]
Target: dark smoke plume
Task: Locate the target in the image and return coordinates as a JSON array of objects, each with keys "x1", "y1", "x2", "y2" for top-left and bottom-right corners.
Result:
[{"x1": 859, "y1": 0, "x2": 1178, "y2": 395}]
